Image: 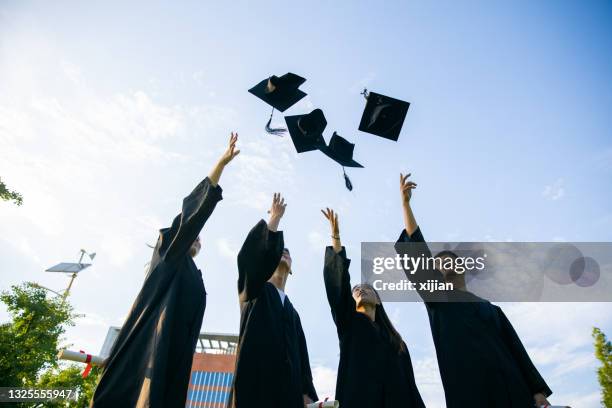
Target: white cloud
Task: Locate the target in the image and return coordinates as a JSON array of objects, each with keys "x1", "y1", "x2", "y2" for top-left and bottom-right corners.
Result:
[
  {"x1": 99, "y1": 231, "x2": 136, "y2": 268},
  {"x1": 348, "y1": 72, "x2": 377, "y2": 94},
  {"x1": 192, "y1": 70, "x2": 206, "y2": 86},
  {"x1": 308, "y1": 230, "x2": 325, "y2": 252},
  {"x1": 12, "y1": 235, "x2": 41, "y2": 264},
  {"x1": 542, "y1": 178, "x2": 565, "y2": 201},
  {"x1": 216, "y1": 238, "x2": 237, "y2": 260},
  {"x1": 75, "y1": 311, "x2": 113, "y2": 328},
  {"x1": 501, "y1": 302, "x2": 611, "y2": 403},
  {"x1": 550, "y1": 391, "x2": 601, "y2": 408},
  {"x1": 412, "y1": 357, "x2": 446, "y2": 407},
  {"x1": 0, "y1": 33, "x2": 239, "y2": 275},
  {"x1": 295, "y1": 94, "x2": 315, "y2": 112},
  {"x1": 225, "y1": 137, "x2": 297, "y2": 211},
  {"x1": 311, "y1": 363, "x2": 337, "y2": 401},
  {"x1": 60, "y1": 59, "x2": 82, "y2": 84}
]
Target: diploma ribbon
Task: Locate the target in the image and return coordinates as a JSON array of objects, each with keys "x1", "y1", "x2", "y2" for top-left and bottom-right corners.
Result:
[
  {"x1": 79, "y1": 350, "x2": 93, "y2": 378},
  {"x1": 318, "y1": 397, "x2": 330, "y2": 408}
]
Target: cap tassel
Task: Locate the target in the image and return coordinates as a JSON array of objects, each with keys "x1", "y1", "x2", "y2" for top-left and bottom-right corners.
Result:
[
  {"x1": 343, "y1": 167, "x2": 353, "y2": 191},
  {"x1": 361, "y1": 88, "x2": 370, "y2": 100},
  {"x1": 265, "y1": 107, "x2": 286, "y2": 136}
]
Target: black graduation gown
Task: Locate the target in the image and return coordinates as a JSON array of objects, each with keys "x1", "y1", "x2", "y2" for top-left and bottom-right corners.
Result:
[
  {"x1": 323, "y1": 246, "x2": 425, "y2": 408},
  {"x1": 395, "y1": 227, "x2": 552, "y2": 408},
  {"x1": 228, "y1": 220, "x2": 318, "y2": 408},
  {"x1": 91, "y1": 177, "x2": 223, "y2": 408}
]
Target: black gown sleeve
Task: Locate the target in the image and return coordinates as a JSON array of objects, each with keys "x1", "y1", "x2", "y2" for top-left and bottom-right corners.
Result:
[
  {"x1": 394, "y1": 227, "x2": 446, "y2": 303},
  {"x1": 497, "y1": 307, "x2": 552, "y2": 397},
  {"x1": 237, "y1": 219, "x2": 284, "y2": 302},
  {"x1": 296, "y1": 314, "x2": 319, "y2": 402},
  {"x1": 323, "y1": 246, "x2": 355, "y2": 337},
  {"x1": 162, "y1": 177, "x2": 223, "y2": 262},
  {"x1": 396, "y1": 342, "x2": 425, "y2": 408}
]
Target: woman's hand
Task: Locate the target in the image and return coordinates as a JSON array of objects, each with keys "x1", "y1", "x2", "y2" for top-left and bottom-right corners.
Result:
[
  {"x1": 400, "y1": 172, "x2": 417, "y2": 205},
  {"x1": 533, "y1": 392, "x2": 550, "y2": 407},
  {"x1": 219, "y1": 132, "x2": 240, "y2": 166},
  {"x1": 208, "y1": 132, "x2": 240, "y2": 186},
  {"x1": 267, "y1": 193, "x2": 287, "y2": 232},
  {"x1": 321, "y1": 207, "x2": 342, "y2": 253},
  {"x1": 302, "y1": 394, "x2": 313, "y2": 407},
  {"x1": 400, "y1": 172, "x2": 419, "y2": 235}
]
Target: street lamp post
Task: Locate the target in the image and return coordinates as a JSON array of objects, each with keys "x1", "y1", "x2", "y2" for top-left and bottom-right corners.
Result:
[
  {"x1": 40, "y1": 249, "x2": 96, "y2": 303},
  {"x1": 30, "y1": 282, "x2": 64, "y2": 297}
]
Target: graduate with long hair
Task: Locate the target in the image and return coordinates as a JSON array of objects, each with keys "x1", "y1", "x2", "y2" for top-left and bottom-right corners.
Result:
[
  {"x1": 396, "y1": 172, "x2": 552, "y2": 407},
  {"x1": 91, "y1": 134, "x2": 240, "y2": 408},
  {"x1": 321, "y1": 208, "x2": 424, "y2": 408}
]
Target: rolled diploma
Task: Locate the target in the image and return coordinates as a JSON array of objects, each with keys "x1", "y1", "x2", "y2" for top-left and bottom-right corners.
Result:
[
  {"x1": 306, "y1": 401, "x2": 339, "y2": 408},
  {"x1": 58, "y1": 349, "x2": 105, "y2": 366}
]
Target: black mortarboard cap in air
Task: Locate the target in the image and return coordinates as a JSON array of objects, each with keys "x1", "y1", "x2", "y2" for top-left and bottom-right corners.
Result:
[
  {"x1": 358, "y1": 89, "x2": 410, "y2": 141},
  {"x1": 284, "y1": 108, "x2": 327, "y2": 153},
  {"x1": 319, "y1": 132, "x2": 363, "y2": 191},
  {"x1": 319, "y1": 132, "x2": 363, "y2": 168},
  {"x1": 249, "y1": 73, "x2": 307, "y2": 136}
]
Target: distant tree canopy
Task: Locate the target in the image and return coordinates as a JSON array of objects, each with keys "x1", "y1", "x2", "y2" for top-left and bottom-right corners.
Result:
[
  {"x1": 0, "y1": 177, "x2": 23, "y2": 206},
  {"x1": 0, "y1": 282, "x2": 100, "y2": 407},
  {"x1": 36, "y1": 365, "x2": 101, "y2": 407},
  {"x1": 593, "y1": 327, "x2": 612, "y2": 408}
]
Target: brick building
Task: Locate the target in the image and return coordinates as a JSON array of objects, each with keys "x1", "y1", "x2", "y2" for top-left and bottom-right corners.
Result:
[{"x1": 185, "y1": 332, "x2": 238, "y2": 408}]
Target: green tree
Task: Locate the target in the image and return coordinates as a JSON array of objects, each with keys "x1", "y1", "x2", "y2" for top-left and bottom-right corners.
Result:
[
  {"x1": 0, "y1": 283, "x2": 101, "y2": 407},
  {"x1": 0, "y1": 283, "x2": 74, "y2": 386},
  {"x1": 0, "y1": 178, "x2": 23, "y2": 206},
  {"x1": 36, "y1": 365, "x2": 100, "y2": 407},
  {"x1": 593, "y1": 327, "x2": 612, "y2": 408},
  {"x1": 0, "y1": 283, "x2": 76, "y2": 387}
]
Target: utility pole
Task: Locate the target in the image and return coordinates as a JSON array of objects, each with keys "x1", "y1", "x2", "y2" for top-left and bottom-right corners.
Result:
[{"x1": 40, "y1": 249, "x2": 96, "y2": 303}]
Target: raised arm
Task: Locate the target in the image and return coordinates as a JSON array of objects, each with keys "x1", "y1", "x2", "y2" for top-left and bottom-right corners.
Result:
[
  {"x1": 208, "y1": 132, "x2": 240, "y2": 187},
  {"x1": 163, "y1": 133, "x2": 240, "y2": 261},
  {"x1": 496, "y1": 307, "x2": 552, "y2": 406},
  {"x1": 400, "y1": 172, "x2": 418, "y2": 237},
  {"x1": 321, "y1": 208, "x2": 355, "y2": 336},
  {"x1": 394, "y1": 173, "x2": 445, "y2": 302},
  {"x1": 237, "y1": 194, "x2": 286, "y2": 302}
]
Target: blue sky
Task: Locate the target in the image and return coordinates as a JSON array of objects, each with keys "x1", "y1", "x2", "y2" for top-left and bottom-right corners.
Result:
[{"x1": 1, "y1": 1, "x2": 611, "y2": 406}]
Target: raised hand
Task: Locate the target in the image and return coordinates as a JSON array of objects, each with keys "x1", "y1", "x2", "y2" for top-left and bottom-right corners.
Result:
[
  {"x1": 219, "y1": 132, "x2": 240, "y2": 166},
  {"x1": 533, "y1": 393, "x2": 550, "y2": 407},
  {"x1": 302, "y1": 394, "x2": 313, "y2": 407},
  {"x1": 208, "y1": 132, "x2": 240, "y2": 186},
  {"x1": 321, "y1": 207, "x2": 342, "y2": 253},
  {"x1": 321, "y1": 208, "x2": 339, "y2": 237},
  {"x1": 400, "y1": 172, "x2": 417, "y2": 204},
  {"x1": 267, "y1": 193, "x2": 287, "y2": 232},
  {"x1": 400, "y1": 172, "x2": 418, "y2": 235}
]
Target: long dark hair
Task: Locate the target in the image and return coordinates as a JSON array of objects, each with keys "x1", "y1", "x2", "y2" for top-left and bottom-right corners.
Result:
[
  {"x1": 355, "y1": 283, "x2": 406, "y2": 354},
  {"x1": 375, "y1": 303, "x2": 407, "y2": 354}
]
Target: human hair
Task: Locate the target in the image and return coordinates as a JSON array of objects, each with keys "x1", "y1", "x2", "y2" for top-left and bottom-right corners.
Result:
[
  {"x1": 375, "y1": 303, "x2": 407, "y2": 354},
  {"x1": 354, "y1": 283, "x2": 406, "y2": 354}
]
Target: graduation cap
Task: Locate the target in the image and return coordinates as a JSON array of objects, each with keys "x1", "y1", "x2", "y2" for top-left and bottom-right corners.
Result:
[
  {"x1": 284, "y1": 108, "x2": 327, "y2": 153},
  {"x1": 358, "y1": 89, "x2": 410, "y2": 141},
  {"x1": 319, "y1": 132, "x2": 363, "y2": 191},
  {"x1": 248, "y1": 73, "x2": 307, "y2": 136}
]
